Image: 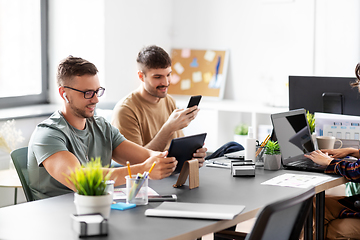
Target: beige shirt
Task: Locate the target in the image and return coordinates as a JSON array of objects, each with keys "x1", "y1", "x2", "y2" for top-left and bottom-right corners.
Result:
[{"x1": 112, "y1": 90, "x2": 184, "y2": 151}]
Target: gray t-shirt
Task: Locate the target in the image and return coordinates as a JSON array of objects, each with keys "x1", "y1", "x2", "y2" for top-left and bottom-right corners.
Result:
[{"x1": 28, "y1": 111, "x2": 126, "y2": 200}]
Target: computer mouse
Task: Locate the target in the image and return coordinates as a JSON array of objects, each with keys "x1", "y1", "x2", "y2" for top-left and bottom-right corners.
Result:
[{"x1": 354, "y1": 200, "x2": 360, "y2": 209}]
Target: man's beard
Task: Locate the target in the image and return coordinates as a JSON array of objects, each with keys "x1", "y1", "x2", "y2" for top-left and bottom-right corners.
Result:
[
  {"x1": 70, "y1": 103, "x2": 95, "y2": 119},
  {"x1": 149, "y1": 84, "x2": 169, "y2": 98}
]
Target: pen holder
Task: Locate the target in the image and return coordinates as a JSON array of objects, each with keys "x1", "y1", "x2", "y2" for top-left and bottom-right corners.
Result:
[
  {"x1": 126, "y1": 175, "x2": 148, "y2": 205},
  {"x1": 255, "y1": 146, "x2": 265, "y2": 167},
  {"x1": 105, "y1": 180, "x2": 115, "y2": 196}
]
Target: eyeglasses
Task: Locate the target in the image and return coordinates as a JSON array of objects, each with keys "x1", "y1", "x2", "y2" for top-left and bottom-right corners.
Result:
[{"x1": 63, "y1": 86, "x2": 105, "y2": 99}]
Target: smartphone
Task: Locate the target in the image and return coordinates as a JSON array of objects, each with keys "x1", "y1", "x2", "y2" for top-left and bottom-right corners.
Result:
[
  {"x1": 187, "y1": 95, "x2": 202, "y2": 114},
  {"x1": 187, "y1": 95, "x2": 202, "y2": 108},
  {"x1": 148, "y1": 194, "x2": 177, "y2": 202}
]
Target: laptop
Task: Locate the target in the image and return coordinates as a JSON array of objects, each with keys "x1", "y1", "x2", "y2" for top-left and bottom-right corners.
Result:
[{"x1": 270, "y1": 108, "x2": 326, "y2": 173}]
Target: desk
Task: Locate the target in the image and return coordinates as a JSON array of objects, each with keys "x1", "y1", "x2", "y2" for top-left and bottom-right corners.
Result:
[
  {"x1": 0, "y1": 165, "x2": 345, "y2": 240},
  {"x1": 0, "y1": 168, "x2": 22, "y2": 205}
]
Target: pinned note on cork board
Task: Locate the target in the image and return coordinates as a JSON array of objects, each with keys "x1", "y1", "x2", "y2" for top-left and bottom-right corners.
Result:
[{"x1": 168, "y1": 49, "x2": 229, "y2": 99}]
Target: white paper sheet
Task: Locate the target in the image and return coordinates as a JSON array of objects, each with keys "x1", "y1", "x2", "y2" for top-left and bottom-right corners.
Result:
[{"x1": 261, "y1": 173, "x2": 332, "y2": 188}]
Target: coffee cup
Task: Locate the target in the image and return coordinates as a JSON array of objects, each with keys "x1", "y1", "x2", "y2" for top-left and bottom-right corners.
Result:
[{"x1": 316, "y1": 136, "x2": 343, "y2": 150}]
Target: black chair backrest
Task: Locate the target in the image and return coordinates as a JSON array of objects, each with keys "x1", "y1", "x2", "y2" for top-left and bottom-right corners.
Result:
[
  {"x1": 245, "y1": 187, "x2": 315, "y2": 240},
  {"x1": 11, "y1": 147, "x2": 35, "y2": 202}
]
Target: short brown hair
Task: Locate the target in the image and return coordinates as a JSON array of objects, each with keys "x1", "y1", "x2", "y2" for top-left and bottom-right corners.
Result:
[
  {"x1": 350, "y1": 63, "x2": 360, "y2": 90},
  {"x1": 136, "y1": 45, "x2": 171, "y2": 74},
  {"x1": 57, "y1": 56, "x2": 98, "y2": 86}
]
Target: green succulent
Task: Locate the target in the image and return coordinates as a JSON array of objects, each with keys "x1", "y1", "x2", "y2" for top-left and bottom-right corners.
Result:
[
  {"x1": 65, "y1": 157, "x2": 113, "y2": 196},
  {"x1": 264, "y1": 140, "x2": 281, "y2": 155},
  {"x1": 306, "y1": 111, "x2": 315, "y2": 134},
  {"x1": 234, "y1": 124, "x2": 248, "y2": 135}
]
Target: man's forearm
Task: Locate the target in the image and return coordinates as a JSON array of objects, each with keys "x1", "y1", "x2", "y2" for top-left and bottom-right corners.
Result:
[
  {"x1": 326, "y1": 158, "x2": 360, "y2": 182},
  {"x1": 349, "y1": 148, "x2": 360, "y2": 159},
  {"x1": 144, "y1": 125, "x2": 174, "y2": 151}
]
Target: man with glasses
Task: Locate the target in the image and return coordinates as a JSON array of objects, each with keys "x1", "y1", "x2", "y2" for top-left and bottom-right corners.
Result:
[{"x1": 28, "y1": 56, "x2": 177, "y2": 200}]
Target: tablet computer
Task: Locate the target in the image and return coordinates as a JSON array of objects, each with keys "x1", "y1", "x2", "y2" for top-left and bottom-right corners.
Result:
[{"x1": 168, "y1": 133, "x2": 207, "y2": 174}]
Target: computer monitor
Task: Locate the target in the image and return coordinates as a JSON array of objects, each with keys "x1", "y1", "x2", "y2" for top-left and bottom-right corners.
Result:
[{"x1": 289, "y1": 76, "x2": 360, "y2": 116}]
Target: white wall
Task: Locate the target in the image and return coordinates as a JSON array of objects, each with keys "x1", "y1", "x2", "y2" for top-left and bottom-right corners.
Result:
[
  {"x1": 46, "y1": 0, "x2": 360, "y2": 107},
  {"x1": 103, "y1": 0, "x2": 174, "y2": 102},
  {"x1": 48, "y1": 0, "x2": 105, "y2": 104},
  {"x1": 171, "y1": 0, "x2": 315, "y2": 107},
  {"x1": 314, "y1": 0, "x2": 360, "y2": 77},
  {"x1": 100, "y1": 0, "x2": 359, "y2": 107}
]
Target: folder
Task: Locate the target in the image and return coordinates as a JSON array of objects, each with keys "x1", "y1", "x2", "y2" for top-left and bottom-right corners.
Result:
[{"x1": 145, "y1": 202, "x2": 245, "y2": 220}]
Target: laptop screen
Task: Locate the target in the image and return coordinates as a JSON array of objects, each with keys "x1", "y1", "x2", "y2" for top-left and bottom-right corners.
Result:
[{"x1": 271, "y1": 109, "x2": 315, "y2": 164}]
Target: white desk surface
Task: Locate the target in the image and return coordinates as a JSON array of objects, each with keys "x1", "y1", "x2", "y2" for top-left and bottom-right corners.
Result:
[{"x1": 0, "y1": 168, "x2": 21, "y2": 188}]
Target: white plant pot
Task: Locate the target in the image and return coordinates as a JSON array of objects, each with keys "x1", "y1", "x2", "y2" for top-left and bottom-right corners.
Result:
[
  {"x1": 263, "y1": 154, "x2": 282, "y2": 170},
  {"x1": 74, "y1": 193, "x2": 113, "y2": 219}
]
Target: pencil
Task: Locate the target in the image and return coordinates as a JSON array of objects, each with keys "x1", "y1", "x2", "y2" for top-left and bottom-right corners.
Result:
[
  {"x1": 148, "y1": 162, "x2": 156, "y2": 174},
  {"x1": 126, "y1": 161, "x2": 132, "y2": 178},
  {"x1": 255, "y1": 134, "x2": 271, "y2": 157}
]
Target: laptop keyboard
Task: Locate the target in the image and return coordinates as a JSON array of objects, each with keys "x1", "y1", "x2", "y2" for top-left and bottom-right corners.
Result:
[{"x1": 287, "y1": 158, "x2": 325, "y2": 170}]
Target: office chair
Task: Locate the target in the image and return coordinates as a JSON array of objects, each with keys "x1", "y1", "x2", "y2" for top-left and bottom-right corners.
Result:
[
  {"x1": 214, "y1": 187, "x2": 315, "y2": 240},
  {"x1": 11, "y1": 147, "x2": 35, "y2": 202}
]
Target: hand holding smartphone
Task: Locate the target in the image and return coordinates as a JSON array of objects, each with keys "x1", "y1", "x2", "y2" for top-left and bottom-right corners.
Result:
[{"x1": 187, "y1": 95, "x2": 202, "y2": 114}]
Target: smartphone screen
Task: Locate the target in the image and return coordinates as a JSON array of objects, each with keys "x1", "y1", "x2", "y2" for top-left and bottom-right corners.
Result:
[{"x1": 187, "y1": 95, "x2": 202, "y2": 108}]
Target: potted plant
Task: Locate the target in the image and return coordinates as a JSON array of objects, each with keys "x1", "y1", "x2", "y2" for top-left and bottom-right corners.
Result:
[
  {"x1": 306, "y1": 111, "x2": 315, "y2": 134},
  {"x1": 65, "y1": 157, "x2": 114, "y2": 219},
  {"x1": 234, "y1": 123, "x2": 248, "y2": 146},
  {"x1": 306, "y1": 110, "x2": 317, "y2": 148},
  {"x1": 263, "y1": 140, "x2": 281, "y2": 170}
]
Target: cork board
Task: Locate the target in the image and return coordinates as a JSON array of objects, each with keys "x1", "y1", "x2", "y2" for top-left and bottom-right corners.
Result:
[{"x1": 168, "y1": 49, "x2": 229, "y2": 99}]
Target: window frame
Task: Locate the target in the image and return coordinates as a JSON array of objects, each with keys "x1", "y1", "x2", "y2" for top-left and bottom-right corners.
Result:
[{"x1": 0, "y1": 0, "x2": 48, "y2": 109}]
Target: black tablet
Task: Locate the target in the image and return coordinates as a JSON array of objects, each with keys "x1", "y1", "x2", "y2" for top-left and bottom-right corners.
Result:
[{"x1": 167, "y1": 133, "x2": 207, "y2": 174}]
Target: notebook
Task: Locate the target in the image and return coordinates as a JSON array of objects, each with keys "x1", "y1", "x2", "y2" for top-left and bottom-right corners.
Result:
[
  {"x1": 144, "y1": 202, "x2": 245, "y2": 220},
  {"x1": 270, "y1": 108, "x2": 326, "y2": 173}
]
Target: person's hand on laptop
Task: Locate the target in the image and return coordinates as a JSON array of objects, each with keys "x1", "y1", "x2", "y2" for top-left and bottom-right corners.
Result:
[
  {"x1": 192, "y1": 146, "x2": 207, "y2": 168},
  {"x1": 322, "y1": 148, "x2": 360, "y2": 159},
  {"x1": 304, "y1": 150, "x2": 333, "y2": 166}
]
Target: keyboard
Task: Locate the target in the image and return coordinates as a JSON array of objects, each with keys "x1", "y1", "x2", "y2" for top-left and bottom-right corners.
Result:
[{"x1": 286, "y1": 158, "x2": 326, "y2": 171}]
